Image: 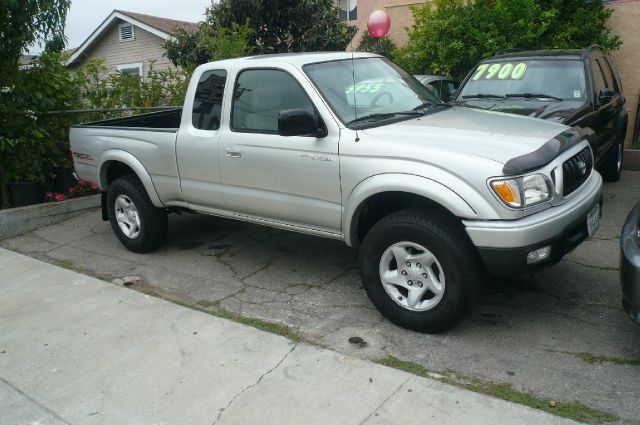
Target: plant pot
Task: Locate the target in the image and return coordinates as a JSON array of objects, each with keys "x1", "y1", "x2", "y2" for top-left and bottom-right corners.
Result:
[
  {"x1": 53, "y1": 167, "x2": 78, "y2": 194},
  {"x1": 10, "y1": 181, "x2": 44, "y2": 207}
]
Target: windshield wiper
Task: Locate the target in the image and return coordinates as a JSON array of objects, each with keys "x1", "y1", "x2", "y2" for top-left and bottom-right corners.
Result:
[
  {"x1": 462, "y1": 93, "x2": 505, "y2": 99},
  {"x1": 505, "y1": 93, "x2": 562, "y2": 101},
  {"x1": 412, "y1": 102, "x2": 451, "y2": 111},
  {"x1": 346, "y1": 111, "x2": 423, "y2": 126}
]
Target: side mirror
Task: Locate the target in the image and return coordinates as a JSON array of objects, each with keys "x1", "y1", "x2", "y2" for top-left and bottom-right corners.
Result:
[
  {"x1": 597, "y1": 88, "x2": 614, "y2": 105},
  {"x1": 278, "y1": 109, "x2": 326, "y2": 138}
]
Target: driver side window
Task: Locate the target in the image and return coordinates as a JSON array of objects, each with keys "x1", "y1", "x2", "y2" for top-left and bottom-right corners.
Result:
[{"x1": 231, "y1": 69, "x2": 315, "y2": 134}]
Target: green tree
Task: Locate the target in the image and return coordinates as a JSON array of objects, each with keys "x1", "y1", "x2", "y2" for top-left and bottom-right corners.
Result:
[
  {"x1": 165, "y1": 22, "x2": 253, "y2": 71},
  {"x1": 394, "y1": 0, "x2": 621, "y2": 81},
  {"x1": 165, "y1": 0, "x2": 356, "y2": 68},
  {"x1": 0, "y1": 0, "x2": 71, "y2": 87},
  {"x1": 356, "y1": 32, "x2": 397, "y2": 58}
]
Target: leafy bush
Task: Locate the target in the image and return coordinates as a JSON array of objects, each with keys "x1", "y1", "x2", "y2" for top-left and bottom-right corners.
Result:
[
  {"x1": 0, "y1": 52, "x2": 83, "y2": 207},
  {"x1": 0, "y1": 54, "x2": 190, "y2": 208},
  {"x1": 394, "y1": 0, "x2": 621, "y2": 80},
  {"x1": 76, "y1": 59, "x2": 189, "y2": 109},
  {"x1": 356, "y1": 32, "x2": 397, "y2": 58}
]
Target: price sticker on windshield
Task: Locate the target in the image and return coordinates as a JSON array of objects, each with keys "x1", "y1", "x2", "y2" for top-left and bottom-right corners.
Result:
[
  {"x1": 346, "y1": 82, "x2": 384, "y2": 94},
  {"x1": 472, "y1": 62, "x2": 528, "y2": 81}
]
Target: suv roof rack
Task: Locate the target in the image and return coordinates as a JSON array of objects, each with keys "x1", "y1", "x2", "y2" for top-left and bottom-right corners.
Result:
[{"x1": 494, "y1": 48, "x2": 524, "y2": 56}]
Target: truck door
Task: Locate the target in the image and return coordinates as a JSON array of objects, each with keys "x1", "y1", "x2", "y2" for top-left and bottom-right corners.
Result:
[
  {"x1": 176, "y1": 69, "x2": 227, "y2": 209},
  {"x1": 218, "y1": 67, "x2": 342, "y2": 234}
]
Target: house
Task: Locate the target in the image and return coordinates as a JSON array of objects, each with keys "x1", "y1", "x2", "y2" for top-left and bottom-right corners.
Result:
[
  {"x1": 66, "y1": 10, "x2": 199, "y2": 76},
  {"x1": 339, "y1": 0, "x2": 640, "y2": 149}
]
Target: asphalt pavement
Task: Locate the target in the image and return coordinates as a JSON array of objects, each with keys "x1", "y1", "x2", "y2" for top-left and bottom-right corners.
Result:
[{"x1": 0, "y1": 248, "x2": 578, "y2": 425}]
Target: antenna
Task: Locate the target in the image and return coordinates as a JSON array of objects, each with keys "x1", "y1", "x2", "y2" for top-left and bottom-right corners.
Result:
[{"x1": 348, "y1": 0, "x2": 359, "y2": 142}]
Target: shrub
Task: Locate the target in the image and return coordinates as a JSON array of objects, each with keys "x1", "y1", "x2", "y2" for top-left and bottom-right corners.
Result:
[
  {"x1": 0, "y1": 52, "x2": 83, "y2": 208},
  {"x1": 356, "y1": 32, "x2": 397, "y2": 58}
]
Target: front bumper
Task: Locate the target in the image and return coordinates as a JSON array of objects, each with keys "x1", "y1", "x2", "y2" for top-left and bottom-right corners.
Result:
[
  {"x1": 463, "y1": 172, "x2": 603, "y2": 275},
  {"x1": 620, "y1": 203, "x2": 640, "y2": 324}
]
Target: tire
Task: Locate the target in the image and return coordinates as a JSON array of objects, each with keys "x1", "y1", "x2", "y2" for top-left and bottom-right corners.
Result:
[
  {"x1": 602, "y1": 116, "x2": 627, "y2": 182},
  {"x1": 107, "y1": 175, "x2": 168, "y2": 253},
  {"x1": 359, "y1": 208, "x2": 482, "y2": 333}
]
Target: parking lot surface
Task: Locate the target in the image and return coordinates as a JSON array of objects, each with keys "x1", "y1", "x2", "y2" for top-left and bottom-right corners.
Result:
[{"x1": 3, "y1": 171, "x2": 640, "y2": 423}]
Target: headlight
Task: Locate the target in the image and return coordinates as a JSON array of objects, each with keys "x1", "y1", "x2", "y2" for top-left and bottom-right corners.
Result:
[{"x1": 490, "y1": 174, "x2": 552, "y2": 208}]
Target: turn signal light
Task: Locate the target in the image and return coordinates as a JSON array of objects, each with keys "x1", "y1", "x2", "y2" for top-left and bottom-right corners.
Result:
[{"x1": 491, "y1": 180, "x2": 522, "y2": 207}]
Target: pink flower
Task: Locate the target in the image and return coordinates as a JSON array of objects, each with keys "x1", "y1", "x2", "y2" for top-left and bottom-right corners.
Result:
[
  {"x1": 55, "y1": 193, "x2": 65, "y2": 202},
  {"x1": 68, "y1": 187, "x2": 75, "y2": 193},
  {"x1": 91, "y1": 183, "x2": 99, "y2": 190},
  {"x1": 78, "y1": 180, "x2": 87, "y2": 185},
  {"x1": 45, "y1": 192, "x2": 53, "y2": 198}
]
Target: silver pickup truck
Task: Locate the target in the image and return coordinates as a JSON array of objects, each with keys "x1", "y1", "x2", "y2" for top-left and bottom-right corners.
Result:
[{"x1": 70, "y1": 52, "x2": 603, "y2": 332}]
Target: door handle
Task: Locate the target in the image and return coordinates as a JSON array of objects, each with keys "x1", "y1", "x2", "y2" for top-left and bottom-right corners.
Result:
[{"x1": 225, "y1": 147, "x2": 242, "y2": 158}]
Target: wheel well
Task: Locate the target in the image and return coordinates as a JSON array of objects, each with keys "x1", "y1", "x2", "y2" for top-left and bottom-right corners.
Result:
[
  {"x1": 103, "y1": 161, "x2": 139, "y2": 188},
  {"x1": 351, "y1": 192, "x2": 461, "y2": 247}
]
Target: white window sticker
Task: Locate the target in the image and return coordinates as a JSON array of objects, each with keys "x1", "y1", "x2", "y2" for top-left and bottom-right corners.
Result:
[{"x1": 573, "y1": 90, "x2": 581, "y2": 98}]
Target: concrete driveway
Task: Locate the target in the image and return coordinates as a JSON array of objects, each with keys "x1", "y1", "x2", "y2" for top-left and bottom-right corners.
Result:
[{"x1": 3, "y1": 171, "x2": 640, "y2": 423}]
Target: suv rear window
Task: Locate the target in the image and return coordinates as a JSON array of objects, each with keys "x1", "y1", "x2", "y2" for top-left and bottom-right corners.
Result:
[{"x1": 458, "y1": 59, "x2": 586, "y2": 101}]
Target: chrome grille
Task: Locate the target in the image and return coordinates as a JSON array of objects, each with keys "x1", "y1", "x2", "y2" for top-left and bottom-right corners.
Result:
[{"x1": 562, "y1": 147, "x2": 593, "y2": 196}]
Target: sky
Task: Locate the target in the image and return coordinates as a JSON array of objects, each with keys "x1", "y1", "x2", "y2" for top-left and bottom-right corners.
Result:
[{"x1": 31, "y1": 0, "x2": 212, "y2": 53}]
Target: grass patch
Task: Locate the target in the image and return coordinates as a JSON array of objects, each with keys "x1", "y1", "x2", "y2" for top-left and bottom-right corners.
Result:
[
  {"x1": 55, "y1": 259, "x2": 84, "y2": 272},
  {"x1": 570, "y1": 352, "x2": 640, "y2": 366},
  {"x1": 376, "y1": 356, "x2": 619, "y2": 424},
  {"x1": 188, "y1": 299, "x2": 301, "y2": 341}
]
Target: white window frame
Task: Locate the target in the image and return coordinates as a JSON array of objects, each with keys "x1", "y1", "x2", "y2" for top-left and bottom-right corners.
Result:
[
  {"x1": 116, "y1": 62, "x2": 144, "y2": 77},
  {"x1": 118, "y1": 23, "x2": 135, "y2": 42}
]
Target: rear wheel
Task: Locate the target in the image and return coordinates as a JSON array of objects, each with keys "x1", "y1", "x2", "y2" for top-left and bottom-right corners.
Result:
[
  {"x1": 602, "y1": 138, "x2": 623, "y2": 182},
  {"x1": 359, "y1": 208, "x2": 482, "y2": 333},
  {"x1": 107, "y1": 175, "x2": 167, "y2": 253}
]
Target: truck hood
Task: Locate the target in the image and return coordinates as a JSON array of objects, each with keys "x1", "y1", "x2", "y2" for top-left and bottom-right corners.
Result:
[
  {"x1": 362, "y1": 106, "x2": 569, "y2": 165},
  {"x1": 450, "y1": 99, "x2": 585, "y2": 124}
]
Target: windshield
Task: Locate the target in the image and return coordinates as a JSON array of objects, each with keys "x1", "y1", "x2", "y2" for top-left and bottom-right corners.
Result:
[
  {"x1": 304, "y1": 57, "x2": 441, "y2": 127},
  {"x1": 458, "y1": 59, "x2": 586, "y2": 101}
]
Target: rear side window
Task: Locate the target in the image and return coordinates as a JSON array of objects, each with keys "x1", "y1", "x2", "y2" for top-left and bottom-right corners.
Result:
[
  {"x1": 604, "y1": 58, "x2": 622, "y2": 93},
  {"x1": 232, "y1": 69, "x2": 315, "y2": 133},
  {"x1": 192, "y1": 70, "x2": 227, "y2": 130}
]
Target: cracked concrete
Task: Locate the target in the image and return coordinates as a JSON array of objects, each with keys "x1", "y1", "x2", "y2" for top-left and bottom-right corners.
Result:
[
  {"x1": 3, "y1": 172, "x2": 640, "y2": 422},
  {"x1": 0, "y1": 248, "x2": 577, "y2": 425}
]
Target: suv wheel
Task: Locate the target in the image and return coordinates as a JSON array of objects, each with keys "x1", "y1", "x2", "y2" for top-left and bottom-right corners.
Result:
[
  {"x1": 359, "y1": 208, "x2": 482, "y2": 333},
  {"x1": 107, "y1": 175, "x2": 168, "y2": 253},
  {"x1": 602, "y1": 137, "x2": 624, "y2": 182}
]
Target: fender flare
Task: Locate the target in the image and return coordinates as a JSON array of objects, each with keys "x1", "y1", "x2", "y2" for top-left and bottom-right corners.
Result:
[
  {"x1": 343, "y1": 173, "x2": 479, "y2": 246},
  {"x1": 98, "y1": 149, "x2": 164, "y2": 207}
]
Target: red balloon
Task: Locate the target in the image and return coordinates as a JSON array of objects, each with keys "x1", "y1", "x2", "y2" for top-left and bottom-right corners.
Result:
[{"x1": 367, "y1": 10, "x2": 391, "y2": 38}]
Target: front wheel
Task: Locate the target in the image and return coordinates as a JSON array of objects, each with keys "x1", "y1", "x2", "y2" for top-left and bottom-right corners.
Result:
[
  {"x1": 107, "y1": 175, "x2": 168, "y2": 253},
  {"x1": 359, "y1": 208, "x2": 482, "y2": 333}
]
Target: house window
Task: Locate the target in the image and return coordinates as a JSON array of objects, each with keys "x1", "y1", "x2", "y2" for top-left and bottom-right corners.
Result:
[
  {"x1": 119, "y1": 23, "x2": 135, "y2": 41},
  {"x1": 117, "y1": 62, "x2": 143, "y2": 77},
  {"x1": 338, "y1": 0, "x2": 357, "y2": 22}
]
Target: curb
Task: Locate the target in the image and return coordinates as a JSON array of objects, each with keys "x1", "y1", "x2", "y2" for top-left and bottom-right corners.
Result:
[{"x1": 0, "y1": 195, "x2": 100, "y2": 240}]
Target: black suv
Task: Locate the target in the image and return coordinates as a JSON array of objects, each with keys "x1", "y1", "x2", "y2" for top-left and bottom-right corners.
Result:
[{"x1": 452, "y1": 46, "x2": 627, "y2": 181}]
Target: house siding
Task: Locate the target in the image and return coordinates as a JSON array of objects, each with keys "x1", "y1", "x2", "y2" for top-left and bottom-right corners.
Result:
[
  {"x1": 606, "y1": 1, "x2": 640, "y2": 148},
  {"x1": 68, "y1": 19, "x2": 176, "y2": 75}
]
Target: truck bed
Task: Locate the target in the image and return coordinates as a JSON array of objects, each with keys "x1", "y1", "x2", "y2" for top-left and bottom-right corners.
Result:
[{"x1": 73, "y1": 108, "x2": 182, "y2": 131}]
